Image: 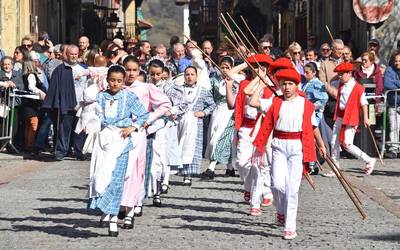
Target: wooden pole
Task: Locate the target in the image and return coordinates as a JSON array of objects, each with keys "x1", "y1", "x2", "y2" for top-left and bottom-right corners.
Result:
[
  {"x1": 240, "y1": 15, "x2": 259, "y2": 49},
  {"x1": 183, "y1": 34, "x2": 227, "y2": 78},
  {"x1": 367, "y1": 125, "x2": 384, "y2": 166},
  {"x1": 225, "y1": 36, "x2": 278, "y2": 97},
  {"x1": 304, "y1": 172, "x2": 316, "y2": 191},
  {"x1": 325, "y1": 25, "x2": 335, "y2": 42},
  {"x1": 315, "y1": 145, "x2": 366, "y2": 219},
  {"x1": 225, "y1": 13, "x2": 258, "y2": 53}
]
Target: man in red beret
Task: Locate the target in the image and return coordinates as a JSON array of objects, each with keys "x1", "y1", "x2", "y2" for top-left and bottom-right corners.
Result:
[
  {"x1": 328, "y1": 62, "x2": 376, "y2": 177},
  {"x1": 228, "y1": 53, "x2": 275, "y2": 216},
  {"x1": 252, "y1": 68, "x2": 326, "y2": 240}
]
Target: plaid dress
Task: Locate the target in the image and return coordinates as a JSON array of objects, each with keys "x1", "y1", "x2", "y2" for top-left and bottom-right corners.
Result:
[
  {"x1": 89, "y1": 90, "x2": 148, "y2": 215},
  {"x1": 179, "y1": 85, "x2": 216, "y2": 175}
]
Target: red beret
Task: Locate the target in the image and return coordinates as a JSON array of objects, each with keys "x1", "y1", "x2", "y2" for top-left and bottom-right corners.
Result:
[
  {"x1": 274, "y1": 68, "x2": 301, "y2": 84},
  {"x1": 247, "y1": 54, "x2": 273, "y2": 65},
  {"x1": 269, "y1": 57, "x2": 294, "y2": 73},
  {"x1": 334, "y1": 62, "x2": 354, "y2": 73}
]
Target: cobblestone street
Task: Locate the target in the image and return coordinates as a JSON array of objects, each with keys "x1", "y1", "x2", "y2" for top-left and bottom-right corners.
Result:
[{"x1": 0, "y1": 154, "x2": 399, "y2": 249}]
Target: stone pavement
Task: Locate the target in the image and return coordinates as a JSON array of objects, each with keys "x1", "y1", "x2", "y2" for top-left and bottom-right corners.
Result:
[{"x1": 0, "y1": 154, "x2": 399, "y2": 249}]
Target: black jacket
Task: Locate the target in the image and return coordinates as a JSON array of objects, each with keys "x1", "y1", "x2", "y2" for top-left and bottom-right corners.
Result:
[{"x1": 0, "y1": 70, "x2": 24, "y2": 106}]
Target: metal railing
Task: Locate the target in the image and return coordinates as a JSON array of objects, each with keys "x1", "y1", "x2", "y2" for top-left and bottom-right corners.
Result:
[
  {"x1": 0, "y1": 88, "x2": 17, "y2": 152},
  {"x1": 381, "y1": 88, "x2": 400, "y2": 157}
]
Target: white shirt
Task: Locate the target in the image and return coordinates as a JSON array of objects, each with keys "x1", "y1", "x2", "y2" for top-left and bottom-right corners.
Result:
[
  {"x1": 244, "y1": 96, "x2": 258, "y2": 120},
  {"x1": 275, "y1": 95, "x2": 317, "y2": 132},
  {"x1": 339, "y1": 78, "x2": 368, "y2": 110},
  {"x1": 27, "y1": 74, "x2": 41, "y2": 94},
  {"x1": 5, "y1": 72, "x2": 12, "y2": 79}
]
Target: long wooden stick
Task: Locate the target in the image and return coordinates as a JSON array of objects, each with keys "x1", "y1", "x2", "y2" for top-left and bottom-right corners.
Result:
[
  {"x1": 225, "y1": 36, "x2": 278, "y2": 97},
  {"x1": 367, "y1": 125, "x2": 384, "y2": 166},
  {"x1": 183, "y1": 34, "x2": 227, "y2": 78},
  {"x1": 240, "y1": 15, "x2": 259, "y2": 49},
  {"x1": 325, "y1": 25, "x2": 335, "y2": 42},
  {"x1": 304, "y1": 172, "x2": 316, "y2": 191},
  {"x1": 324, "y1": 155, "x2": 363, "y2": 205},
  {"x1": 225, "y1": 13, "x2": 258, "y2": 53},
  {"x1": 219, "y1": 15, "x2": 243, "y2": 55},
  {"x1": 316, "y1": 145, "x2": 366, "y2": 219}
]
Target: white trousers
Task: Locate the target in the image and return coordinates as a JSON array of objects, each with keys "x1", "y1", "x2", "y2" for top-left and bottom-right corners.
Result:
[
  {"x1": 236, "y1": 127, "x2": 272, "y2": 207},
  {"x1": 271, "y1": 138, "x2": 303, "y2": 232},
  {"x1": 331, "y1": 118, "x2": 372, "y2": 166}
]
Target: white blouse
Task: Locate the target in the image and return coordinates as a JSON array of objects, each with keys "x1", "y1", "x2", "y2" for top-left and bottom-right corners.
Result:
[
  {"x1": 339, "y1": 78, "x2": 368, "y2": 110},
  {"x1": 275, "y1": 95, "x2": 317, "y2": 132}
]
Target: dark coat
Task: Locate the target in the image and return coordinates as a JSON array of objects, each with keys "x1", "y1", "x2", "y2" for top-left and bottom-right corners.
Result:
[
  {"x1": 0, "y1": 69, "x2": 24, "y2": 105},
  {"x1": 42, "y1": 63, "x2": 77, "y2": 114}
]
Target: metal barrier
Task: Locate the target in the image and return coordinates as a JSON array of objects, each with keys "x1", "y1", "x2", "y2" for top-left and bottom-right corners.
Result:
[
  {"x1": 381, "y1": 88, "x2": 400, "y2": 157},
  {"x1": 0, "y1": 88, "x2": 39, "y2": 153},
  {"x1": 0, "y1": 88, "x2": 17, "y2": 152}
]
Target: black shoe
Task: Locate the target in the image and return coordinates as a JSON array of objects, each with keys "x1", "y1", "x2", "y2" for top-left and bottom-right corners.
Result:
[
  {"x1": 76, "y1": 153, "x2": 87, "y2": 161},
  {"x1": 122, "y1": 216, "x2": 134, "y2": 229},
  {"x1": 54, "y1": 154, "x2": 64, "y2": 161},
  {"x1": 153, "y1": 195, "x2": 162, "y2": 207},
  {"x1": 225, "y1": 169, "x2": 236, "y2": 177},
  {"x1": 384, "y1": 151, "x2": 397, "y2": 159},
  {"x1": 201, "y1": 169, "x2": 215, "y2": 180},
  {"x1": 160, "y1": 184, "x2": 169, "y2": 194},
  {"x1": 108, "y1": 222, "x2": 119, "y2": 237}
]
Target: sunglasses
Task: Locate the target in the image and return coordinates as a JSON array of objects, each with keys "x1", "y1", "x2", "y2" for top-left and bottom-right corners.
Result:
[
  {"x1": 22, "y1": 44, "x2": 32, "y2": 48},
  {"x1": 321, "y1": 48, "x2": 330, "y2": 51},
  {"x1": 292, "y1": 51, "x2": 301, "y2": 55},
  {"x1": 263, "y1": 46, "x2": 272, "y2": 50}
]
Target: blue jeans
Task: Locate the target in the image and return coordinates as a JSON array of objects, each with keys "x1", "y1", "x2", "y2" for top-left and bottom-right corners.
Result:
[{"x1": 34, "y1": 112, "x2": 52, "y2": 150}]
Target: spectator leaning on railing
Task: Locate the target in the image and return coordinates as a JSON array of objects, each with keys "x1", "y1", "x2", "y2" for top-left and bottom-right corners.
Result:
[{"x1": 383, "y1": 50, "x2": 400, "y2": 159}]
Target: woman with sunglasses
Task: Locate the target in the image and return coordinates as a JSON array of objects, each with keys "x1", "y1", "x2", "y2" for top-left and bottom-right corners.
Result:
[
  {"x1": 13, "y1": 46, "x2": 30, "y2": 72},
  {"x1": 288, "y1": 42, "x2": 304, "y2": 75}
]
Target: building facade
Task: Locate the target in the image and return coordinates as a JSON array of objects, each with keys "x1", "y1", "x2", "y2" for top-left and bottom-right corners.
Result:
[
  {"x1": 0, "y1": 0, "x2": 138, "y2": 56},
  {"x1": 186, "y1": 0, "x2": 399, "y2": 60}
]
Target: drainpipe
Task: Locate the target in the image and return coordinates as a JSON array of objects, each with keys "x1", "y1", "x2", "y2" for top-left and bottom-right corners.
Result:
[
  {"x1": 183, "y1": 3, "x2": 190, "y2": 43},
  {"x1": 16, "y1": 0, "x2": 20, "y2": 45}
]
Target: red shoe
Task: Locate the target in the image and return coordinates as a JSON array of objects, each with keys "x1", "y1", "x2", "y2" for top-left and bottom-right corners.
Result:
[
  {"x1": 261, "y1": 197, "x2": 273, "y2": 207},
  {"x1": 250, "y1": 207, "x2": 262, "y2": 216},
  {"x1": 276, "y1": 213, "x2": 285, "y2": 227},
  {"x1": 243, "y1": 191, "x2": 251, "y2": 202},
  {"x1": 283, "y1": 230, "x2": 297, "y2": 240}
]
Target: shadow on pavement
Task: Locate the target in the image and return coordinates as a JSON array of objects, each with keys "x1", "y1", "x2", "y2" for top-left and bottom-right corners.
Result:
[
  {"x1": 159, "y1": 214, "x2": 277, "y2": 228},
  {"x1": 34, "y1": 206, "x2": 92, "y2": 215},
  {"x1": 0, "y1": 225, "x2": 100, "y2": 238},
  {"x1": 0, "y1": 216, "x2": 101, "y2": 238},
  {"x1": 37, "y1": 198, "x2": 87, "y2": 203},
  {"x1": 190, "y1": 186, "x2": 243, "y2": 193},
  {"x1": 163, "y1": 203, "x2": 248, "y2": 215},
  {"x1": 346, "y1": 168, "x2": 400, "y2": 177},
  {"x1": 161, "y1": 224, "x2": 280, "y2": 238},
  {"x1": 70, "y1": 185, "x2": 89, "y2": 190},
  {"x1": 165, "y1": 196, "x2": 239, "y2": 205},
  {"x1": 360, "y1": 233, "x2": 400, "y2": 242}
]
